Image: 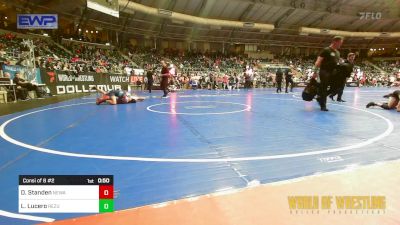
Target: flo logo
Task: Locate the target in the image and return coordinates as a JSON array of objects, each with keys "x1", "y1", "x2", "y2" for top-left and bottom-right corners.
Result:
[
  {"x1": 359, "y1": 12, "x2": 382, "y2": 20},
  {"x1": 47, "y1": 72, "x2": 56, "y2": 83}
]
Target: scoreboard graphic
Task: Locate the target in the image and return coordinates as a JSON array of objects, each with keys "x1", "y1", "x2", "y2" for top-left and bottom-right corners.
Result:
[{"x1": 18, "y1": 175, "x2": 114, "y2": 213}]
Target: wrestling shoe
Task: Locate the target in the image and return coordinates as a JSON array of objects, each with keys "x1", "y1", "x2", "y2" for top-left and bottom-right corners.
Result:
[
  {"x1": 366, "y1": 102, "x2": 377, "y2": 108},
  {"x1": 383, "y1": 94, "x2": 393, "y2": 98}
]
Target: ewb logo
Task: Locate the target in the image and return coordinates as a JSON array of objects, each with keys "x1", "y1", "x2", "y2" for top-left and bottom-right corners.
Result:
[{"x1": 17, "y1": 14, "x2": 58, "y2": 29}]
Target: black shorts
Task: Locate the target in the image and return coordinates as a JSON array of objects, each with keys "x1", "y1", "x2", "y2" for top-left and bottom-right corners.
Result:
[
  {"x1": 107, "y1": 90, "x2": 124, "y2": 98},
  {"x1": 117, "y1": 97, "x2": 136, "y2": 104}
]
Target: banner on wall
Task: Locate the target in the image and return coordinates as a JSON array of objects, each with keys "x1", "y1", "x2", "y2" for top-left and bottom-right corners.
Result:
[
  {"x1": 130, "y1": 75, "x2": 144, "y2": 84},
  {"x1": 2, "y1": 64, "x2": 42, "y2": 83},
  {"x1": 40, "y1": 69, "x2": 131, "y2": 95}
]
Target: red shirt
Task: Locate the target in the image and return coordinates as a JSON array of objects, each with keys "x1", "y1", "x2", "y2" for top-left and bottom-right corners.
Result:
[{"x1": 161, "y1": 67, "x2": 170, "y2": 77}]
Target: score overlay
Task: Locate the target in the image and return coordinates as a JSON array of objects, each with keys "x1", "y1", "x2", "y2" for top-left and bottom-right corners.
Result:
[{"x1": 18, "y1": 175, "x2": 114, "y2": 213}]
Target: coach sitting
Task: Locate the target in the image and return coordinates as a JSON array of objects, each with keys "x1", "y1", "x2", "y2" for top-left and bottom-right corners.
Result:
[
  {"x1": 13, "y1": 72, "x2": 43, "y2": 98},
  {"x1": 3, "y1": 72, "x2": 28, "y2": 100}
]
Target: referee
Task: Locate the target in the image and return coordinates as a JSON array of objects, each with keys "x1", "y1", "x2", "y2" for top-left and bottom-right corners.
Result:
[
  {"x1": 312, "y1": 36, "x2": 343, "y2": 111},
  {"x1": 275, "y1": 68, "x2": 283, "y2": 93},
  {"x1": 285, "y1": 68, "x2": 294, "y2": 93},
  {"x1": 146, "y1": 66, "x2": 154, "y2": 93},
  {"x1": 160, "y1": 60, "x2": 170, "y2": 98}
]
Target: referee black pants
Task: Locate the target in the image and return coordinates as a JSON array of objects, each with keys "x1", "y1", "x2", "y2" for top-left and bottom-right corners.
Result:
[
  {"x1": 329, "y1": 77, "x2": 346, "y2": 100},
  {"x1": 336, "y1": 80, "x2": 346, "y2": 100},
  {"x1": 147, "y1": 81, "x2": 153, "y2": 93},
  {"x1": 276, "y1": 80, "x2": 282, "y2": 92},
  {"x1": 285, "y1": 78, "x2": 294, "y2": 92},
  {"x1": 318, "y1": 70, "x2": 333, "y2": 109}
]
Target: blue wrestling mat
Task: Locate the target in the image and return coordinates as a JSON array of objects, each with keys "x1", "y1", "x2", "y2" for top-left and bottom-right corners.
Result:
[{"x1": 0, "y1": 87, "x2": 399, "y2": 224}]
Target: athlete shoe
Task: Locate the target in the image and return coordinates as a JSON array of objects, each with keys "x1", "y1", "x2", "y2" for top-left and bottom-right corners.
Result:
[
  {"x1": 329, "y1": 95, "x2": 335, "y2": 101},
  {"x1": 320, "y1": 107, "x2": 329, "y2": 111},
  {"x1": 337, "y1": 99, "x2": 346, "y2": 102},
  {"x1": 366, "y1": 102, "x2": 377, "y2": 108},
  {"x1": 383, "y1": 94, "x2": 393, "y2": 98}
]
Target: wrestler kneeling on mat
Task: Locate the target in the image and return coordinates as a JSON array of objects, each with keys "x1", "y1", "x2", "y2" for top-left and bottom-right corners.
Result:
[
  {"x1": 92, "y1": 87, "x2": 145, "y2": 105},
  {"x1": 366, "y1": 90, "x2": 400, "y2": 112}
]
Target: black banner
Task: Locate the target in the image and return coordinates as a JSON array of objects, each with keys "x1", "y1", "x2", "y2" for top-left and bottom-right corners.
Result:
[
  {"x1": 19, "y1": 175, "x2": 113, "y2": 185},
  {"x1": 40, "y1": 69, "x2": 131, "y2": 95}
]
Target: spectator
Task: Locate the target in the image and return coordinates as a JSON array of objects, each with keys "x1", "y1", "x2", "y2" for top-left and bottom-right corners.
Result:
[{"x1": 13, "y1": 72, "x2": 43, "y2": 98}]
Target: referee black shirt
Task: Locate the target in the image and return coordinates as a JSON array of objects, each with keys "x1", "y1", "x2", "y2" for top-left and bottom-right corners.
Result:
[{"x1": 319, "y1": 47, "x2": 340, "y2": 72}]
